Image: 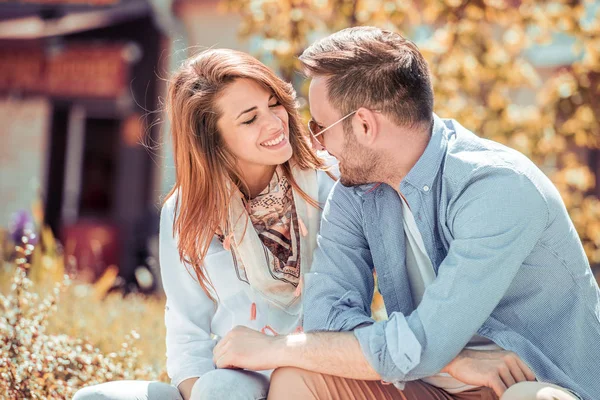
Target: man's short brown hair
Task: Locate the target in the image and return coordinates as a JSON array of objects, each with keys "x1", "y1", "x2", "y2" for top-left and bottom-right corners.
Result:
[{"x1": 300, "y1": 26, "x2": 433, "y2": 129}]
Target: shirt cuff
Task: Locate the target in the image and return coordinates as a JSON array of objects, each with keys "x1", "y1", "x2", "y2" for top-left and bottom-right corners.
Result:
[
  {"x1": 353, "y1": 313, "x2": 422, "y2": 383},
  {"x1": 304, "y1": 289, "x2": 374, "y2": 333}
]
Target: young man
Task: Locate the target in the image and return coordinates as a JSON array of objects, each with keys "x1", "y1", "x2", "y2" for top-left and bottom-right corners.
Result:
[{"x1": 213, "y1": 27, "x2": 600, "y2": 400}]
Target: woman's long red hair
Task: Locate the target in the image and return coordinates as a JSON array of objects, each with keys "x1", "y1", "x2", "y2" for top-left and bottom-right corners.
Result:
[{"x1": 165, "y1": 49, "x2": 326, "y2": 299}]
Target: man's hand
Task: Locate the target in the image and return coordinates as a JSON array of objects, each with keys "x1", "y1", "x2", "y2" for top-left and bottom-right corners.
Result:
[
  {"x1": 213, "y1": 326, "x2": 284, "y2": 371},
  {"x1": 442, "y1": 349, "x2": 536, "y2": 397}
]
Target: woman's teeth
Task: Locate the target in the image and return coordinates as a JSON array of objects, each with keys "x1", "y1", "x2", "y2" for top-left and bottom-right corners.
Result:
[{"x1": 261, "y1": 133, "x2": 285, "y2": 147}]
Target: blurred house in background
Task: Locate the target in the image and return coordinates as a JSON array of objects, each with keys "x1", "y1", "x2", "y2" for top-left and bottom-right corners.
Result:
[{"x1": 0, "y1": 0, "x2": 166, "y2": 289}]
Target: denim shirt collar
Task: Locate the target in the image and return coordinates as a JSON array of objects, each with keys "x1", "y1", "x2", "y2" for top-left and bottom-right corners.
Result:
[
  {"x1": 399, "y1": 114, "x2": 449, "y2": 192},
  {"x1": 353, "y1": 114, "x2": 450, "y2": 196}
]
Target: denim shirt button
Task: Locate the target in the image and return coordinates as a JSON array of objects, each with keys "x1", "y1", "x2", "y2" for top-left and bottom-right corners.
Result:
[{"x1": 423, "y1": 185, "x2": 430, "y2": 192}]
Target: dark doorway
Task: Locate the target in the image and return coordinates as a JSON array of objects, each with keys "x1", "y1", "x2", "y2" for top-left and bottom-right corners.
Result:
[{"x1": 78, "y1": 118, "x2": 119, "y2": 218}]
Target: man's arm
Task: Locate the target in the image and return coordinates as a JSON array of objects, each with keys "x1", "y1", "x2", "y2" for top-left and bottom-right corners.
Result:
[
  {"x1": 214, "y1": 326, "x2": 535, "y2": 396},
  {"x1": 300, "y1": 182, "x2": 420, "y2": 379},
  {"x1": 214, "y1": 328, "x2": 379, "y2": 379},
  {"x1": 278, "y1": 331, "x2": 380, "y2": 379},
  {"x1": 354, "y1": 171, "x2": 549, "y2": 382}
]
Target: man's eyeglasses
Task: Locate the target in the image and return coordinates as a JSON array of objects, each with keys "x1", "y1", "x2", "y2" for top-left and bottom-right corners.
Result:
[{"x1": 307, "y1": 110, "x2": 357, "y2": 149}]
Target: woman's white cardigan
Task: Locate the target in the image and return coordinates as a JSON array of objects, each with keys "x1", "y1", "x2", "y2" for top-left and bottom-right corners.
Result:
[{"x1": 160, "y1": 170, "x2": 336, "y2": 387}]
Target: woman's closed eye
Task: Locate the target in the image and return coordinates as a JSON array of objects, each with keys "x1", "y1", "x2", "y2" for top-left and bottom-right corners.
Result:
[
  {"x1": 242, "y1": 115, "x2": 257, "y2": 125},
  {"x1": 242, "y1": 101, "x2": 282, "y2": 125}
]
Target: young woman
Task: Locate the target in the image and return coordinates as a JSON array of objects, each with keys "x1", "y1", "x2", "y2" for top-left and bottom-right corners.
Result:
[{"x1": 73, "y1": 49, "x2": 336, "y2": 400}]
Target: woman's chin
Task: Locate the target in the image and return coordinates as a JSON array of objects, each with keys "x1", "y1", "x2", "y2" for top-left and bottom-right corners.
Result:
[{"x1": 259, "y1": 144, "x2": 293, "y2": 165}]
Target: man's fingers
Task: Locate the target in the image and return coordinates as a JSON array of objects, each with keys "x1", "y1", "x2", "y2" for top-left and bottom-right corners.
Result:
[
  {"x1": 215, "y1": 352, "x2": 231, "y2": 369},
  {"x1": 218, "y1": 333, "x2": 231, "y2": 348},
  {"x1": 213, "y1": 333, "x2": 232, "y2": 361},
  {"x1": 214, "y1": 336, "x2": 226, "y2": 354},
  {"x1": 514, "y1": 357, "x2": 536, "y2": 381},
  {"x1": 213, "y1": 340, "x2": 227, "y2": 365},
  {"x1": 504, "y1": 356, "x2": 527, "y2": 383},
  {"x1": 508, "y1": 362, "x2": 527, "y2": 383},
  {"x1": 498, "y1": 364, "x2": 517, "y2": 389},
  {"x1": 216, "y1": 357, "x2": 228, "y2": 369},
  {"x1": 216, "y1": 354, "x2": 243, "y2": 370},
  {"x1": 490, "y1": 376, "x2": 508, "y2": 397}
]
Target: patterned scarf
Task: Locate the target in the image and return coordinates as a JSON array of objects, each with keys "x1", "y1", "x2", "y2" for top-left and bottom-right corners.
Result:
[
  {"x1": 247, "y1": 170, "x2": 301, "y2": 287},
  {"x1": 220, "y1": 164, "x2": 319, "y2": 314}
]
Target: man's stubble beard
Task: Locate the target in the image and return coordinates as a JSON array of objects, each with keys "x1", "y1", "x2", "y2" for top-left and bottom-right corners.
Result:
[{"x1": 338, "y1": 128, "x2": 382, "y2": 187}]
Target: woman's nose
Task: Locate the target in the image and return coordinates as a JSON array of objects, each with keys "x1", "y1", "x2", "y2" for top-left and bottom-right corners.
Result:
[{"x1": 265, "y1": 111, "x2": 283, "y2": 133}]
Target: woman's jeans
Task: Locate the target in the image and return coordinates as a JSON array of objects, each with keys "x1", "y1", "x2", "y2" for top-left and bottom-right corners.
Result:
[{"x1": 72, "y1": 369, "x2": 270, "y2": 400}]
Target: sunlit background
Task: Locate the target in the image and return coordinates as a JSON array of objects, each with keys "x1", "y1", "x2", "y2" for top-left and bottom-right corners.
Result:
[{"x1": 1, "y1": 0, "x2": 599, "y2": 398}]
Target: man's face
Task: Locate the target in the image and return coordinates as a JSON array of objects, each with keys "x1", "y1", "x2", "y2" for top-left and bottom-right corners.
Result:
[{"x1": 308, "y1": 76, "x2": 379, "y2": 186}]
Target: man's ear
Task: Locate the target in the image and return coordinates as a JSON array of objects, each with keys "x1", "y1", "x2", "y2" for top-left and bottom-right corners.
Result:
[{"x1": 353, "y1": 107, "x2": 379, "y2": 145}]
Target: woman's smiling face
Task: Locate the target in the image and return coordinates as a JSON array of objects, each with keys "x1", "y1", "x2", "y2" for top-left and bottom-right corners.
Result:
[{"x1": 216, "y1": 78, "x2": 293, "y2": 174}]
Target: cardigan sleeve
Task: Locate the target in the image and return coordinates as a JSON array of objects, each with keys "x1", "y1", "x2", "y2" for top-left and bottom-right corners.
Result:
[{"x1": 160, "y1": 196, "x2": 217, "y2": 388}]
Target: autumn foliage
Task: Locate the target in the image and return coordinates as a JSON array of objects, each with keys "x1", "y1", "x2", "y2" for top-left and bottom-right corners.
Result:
[{"x1": 223, "y1": 0, "x2": 600, "y2": 265}]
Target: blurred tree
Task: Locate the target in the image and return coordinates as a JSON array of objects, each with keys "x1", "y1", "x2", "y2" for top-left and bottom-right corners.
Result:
[{"x1": 222, "y1": 0, "x2": 600, "y2": 266}]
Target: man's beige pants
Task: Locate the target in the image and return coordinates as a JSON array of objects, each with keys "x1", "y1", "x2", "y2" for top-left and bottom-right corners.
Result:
[{"x1": 267, "y1": 367, "x2": 578, "y2": 400}]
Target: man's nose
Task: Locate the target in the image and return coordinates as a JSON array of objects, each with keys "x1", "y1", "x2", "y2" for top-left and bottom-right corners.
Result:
[{"x1": 310, "y1": 134, "x2": 325, "y2": 151}]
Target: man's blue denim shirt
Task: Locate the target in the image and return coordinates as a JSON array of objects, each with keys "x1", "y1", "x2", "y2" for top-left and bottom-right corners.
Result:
[{"x1": 303, "y1": 115, "x2": 600, "y2": 400}]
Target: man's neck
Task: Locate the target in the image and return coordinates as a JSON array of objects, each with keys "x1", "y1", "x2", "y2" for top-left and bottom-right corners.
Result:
[{"x1": 375, "y1": 126, "x2": 431, "y2": 190}]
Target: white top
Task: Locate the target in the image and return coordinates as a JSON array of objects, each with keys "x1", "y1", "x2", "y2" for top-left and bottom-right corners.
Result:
[
  {"x1": 399, "y1": 195, "x2": 500, "y2": 394},
  {"x1": 159, "y1": 169, "x2": 336, "y2": 387}
]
